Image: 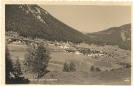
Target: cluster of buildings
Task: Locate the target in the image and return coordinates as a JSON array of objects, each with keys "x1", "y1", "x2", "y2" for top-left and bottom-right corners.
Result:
[
  {"x1": 6, "y1": 38, "x2": 33, "y2": 45},
  {"x1": 47, "y1": 41, "x2": 105, "y2": 57},
  {"x1": 6, "y1": 30, "x2": 105, "y2": 58}
]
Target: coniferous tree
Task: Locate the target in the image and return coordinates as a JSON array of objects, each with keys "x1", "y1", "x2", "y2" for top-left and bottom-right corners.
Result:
[
  {"x1": 14, "y1": 57, "x2": 22, "y2": 77},
  {"x1": 63, "y1": 62, "x2": 70, "y2": 72},
  {"x1": 90, "y1": 65, "x2": 94, "y2": 71},
  {"x1": 70, "y1": 62, "x2": 76, "y2": 72},
  {"x1": 5, "y1": 45, "x2": 14, "y2": 83},
  {"x1": 24, "y1": 42, "x2": 50, "y2": 81}
]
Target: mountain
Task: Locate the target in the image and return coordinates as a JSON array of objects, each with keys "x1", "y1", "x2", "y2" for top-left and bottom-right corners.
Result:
[
  {"x1": 86, "y1": 24, "x2": 131, "y2": 50},
  {"x1": 5, "y1": 5, "x2": 131, "y2": 50},
  {"x1": 5, "y1": 5, "x2": 88, "y2": 43}
]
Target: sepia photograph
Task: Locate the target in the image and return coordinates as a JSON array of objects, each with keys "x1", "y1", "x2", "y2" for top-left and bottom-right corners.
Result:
[{"x1": 5, "y1": 3, "x2": 131, "y2": 85}]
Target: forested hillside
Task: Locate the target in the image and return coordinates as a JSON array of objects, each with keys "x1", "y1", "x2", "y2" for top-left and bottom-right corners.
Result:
[
  {"x1": 5, "y1": 5, "x2": 88, "y2": 43},
  {"x1": 86, "y1": 24, "x2": 131, "y2": 50},
  {"x1": 5, "y1": 5, "x2": 131, "y2": 50}
]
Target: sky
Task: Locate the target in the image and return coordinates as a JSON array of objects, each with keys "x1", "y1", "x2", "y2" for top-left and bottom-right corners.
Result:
[{"x1": 39, "y1": 5, "x2": 131, "y2": 33}]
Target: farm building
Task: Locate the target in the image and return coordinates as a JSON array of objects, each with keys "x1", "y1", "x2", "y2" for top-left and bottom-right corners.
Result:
[
  {"x1": 6, "y1": 38, "x2": 23, "y2": 44},
  {"x1": 74, "y1": 51, "x2": 82, "y2": 55}
]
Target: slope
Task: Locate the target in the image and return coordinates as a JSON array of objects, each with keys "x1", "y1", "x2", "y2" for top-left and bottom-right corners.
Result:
[
  {"x1": 86, "y1": 24, "x2": 131, "y2": 50},
  {"x1": 5, "y1": 5, "x2": 88, "y2": 43}
]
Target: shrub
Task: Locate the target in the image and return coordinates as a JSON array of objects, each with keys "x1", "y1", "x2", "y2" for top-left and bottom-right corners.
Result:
[
  {"x1": 95, "y1": 67, "x2": 101, "y2": 71},
  {"x1": 90, "y1": 65, "x2": 101, "y2": 72},
  {"x1": 111, "y1": 69, "x2": 114, "y2": 71}
]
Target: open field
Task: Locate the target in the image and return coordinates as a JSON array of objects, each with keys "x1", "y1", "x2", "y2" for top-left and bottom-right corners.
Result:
[
  {"x1": 7, "y1": 44, "x2": 131, "y2": 85},
  {"x1": 7, "y1": 44, "x2": 130, "y2": 71},
  {"x1": 49, "y1": 49, "x2": 104, "y2": 72},
  {"x1": 8, "y1": 44, "x2": 27, "y2": 60},
  {"x1": 27, "y1": 68, "x2": 131, "y2": 85},
  {"x1": 50, "y1": 52, "x2": 87, "y2": 62},
  {"x1": 8, "y1": 44, "x2": 27, "y2": 51}
]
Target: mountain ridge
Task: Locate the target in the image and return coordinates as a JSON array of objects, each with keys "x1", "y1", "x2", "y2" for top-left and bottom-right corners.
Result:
[
  {"x1": 5, "y1": 4, "x2": 131, "y2": 50},
  {"x1": 86, "y1": 23, "x2": 131, "y2": 50}
]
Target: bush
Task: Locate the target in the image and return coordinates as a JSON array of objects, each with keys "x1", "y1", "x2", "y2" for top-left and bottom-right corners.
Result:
[
  {"x1": 95, "y1": 67, "x2": 101, "y2": 71},
  {"x1": 90, "y1": 65, "x2": 101, "y2": 72},
  {"x1": 126, "y1": 63, "x2": 131, "y2": 68}
]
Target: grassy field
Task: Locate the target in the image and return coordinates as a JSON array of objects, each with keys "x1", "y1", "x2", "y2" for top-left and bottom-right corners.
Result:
[
  {"x1": 48, "y1": 52, "x2": 94, "y2": 72},
  {"x1": 7, "y1": 44, "x2": 130, "y2": 71},
  {"x1": 7, "y1": 44, "x2": 93, "y2": 72},
  {"x1": 8, "y1": 44, "x2": 27, "y2": 51},
  {"x1": 28, "y1": 68, "x2": 131, "y2": 85},
  {"x1": 49, "y1": 52, "x2": 88, "y2": 62},
  {"x1": 7, "y1": 44, "x2": 131, "y2": 85},
  {"x1": 8, "y1": 44, "x2": 27, "y2": 60}
]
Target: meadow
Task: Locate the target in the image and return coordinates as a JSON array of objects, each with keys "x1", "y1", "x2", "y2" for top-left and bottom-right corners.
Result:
[
  {"x1": 7, "y1": 44, "x2": 130, "y2": 71},
  {"x1": 8, "y1": 44, "x2": 93, "y2": 72},
  {"x1": 7, "y1": 43, "x2": 131, "y2": 85}
]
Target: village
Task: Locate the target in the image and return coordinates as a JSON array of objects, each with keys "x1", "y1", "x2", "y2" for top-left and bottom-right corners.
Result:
[
  {"x1": 6, "y1": 31, "x2": 131, "y2": 72},
  {"x1": 6, "y1": 31, "x2": 105, "y2": 58},
  {"x1": 6, "y1": 34, "x2": 104, "y2": 57}
]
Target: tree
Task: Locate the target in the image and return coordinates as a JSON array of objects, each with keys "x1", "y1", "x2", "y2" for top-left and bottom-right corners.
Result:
[
  {"x1": 80, "y1": 48, "x2": 91, "y2": 56},
  {"x1": 5, "y1": 45, "x2": 14, "y2": 83},
  {"x1": 70, "y1": 62, "x2": 76, "y2": 72},
  {"x1": 90, "y1": 65, "x2": 94, "y2": 71},
  {"x1": 5, "y1": 45, "x2": 30, "y2": 84},
  {"x1": 63, "y1": 62, "x2": 76, "y2": 72},
  {"x1": 24, "y1": 42, "x2": 50, "y2": 81},
  {"x1": 14, "y1": 57, "x2": 22, "y2": 77},
  {"x1": 63, "y1": 62, "x2": 70, "y2": 72}
]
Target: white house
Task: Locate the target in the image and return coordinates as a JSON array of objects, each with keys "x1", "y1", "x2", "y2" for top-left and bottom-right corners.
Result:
[
  {"x1": 99, "y1": 53, "x2": 104, "y2": 56},
  {"x1": 59, "y1": 45, "x2": 64, "y2": 49},
  {"x1": 64, "y1": 45, "x2": 69, "y2": 49},
  {"x1": 88, "y1": 54, "x2": 93, "y2": 57},
  {"x1": 75, "y1": 51, "x2": 82, "y2": 55}
]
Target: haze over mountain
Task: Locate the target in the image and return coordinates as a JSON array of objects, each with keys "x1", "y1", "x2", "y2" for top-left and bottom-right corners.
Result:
[{"x1": 5, "y1": 4, "x2": 131, "y2": 50}]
